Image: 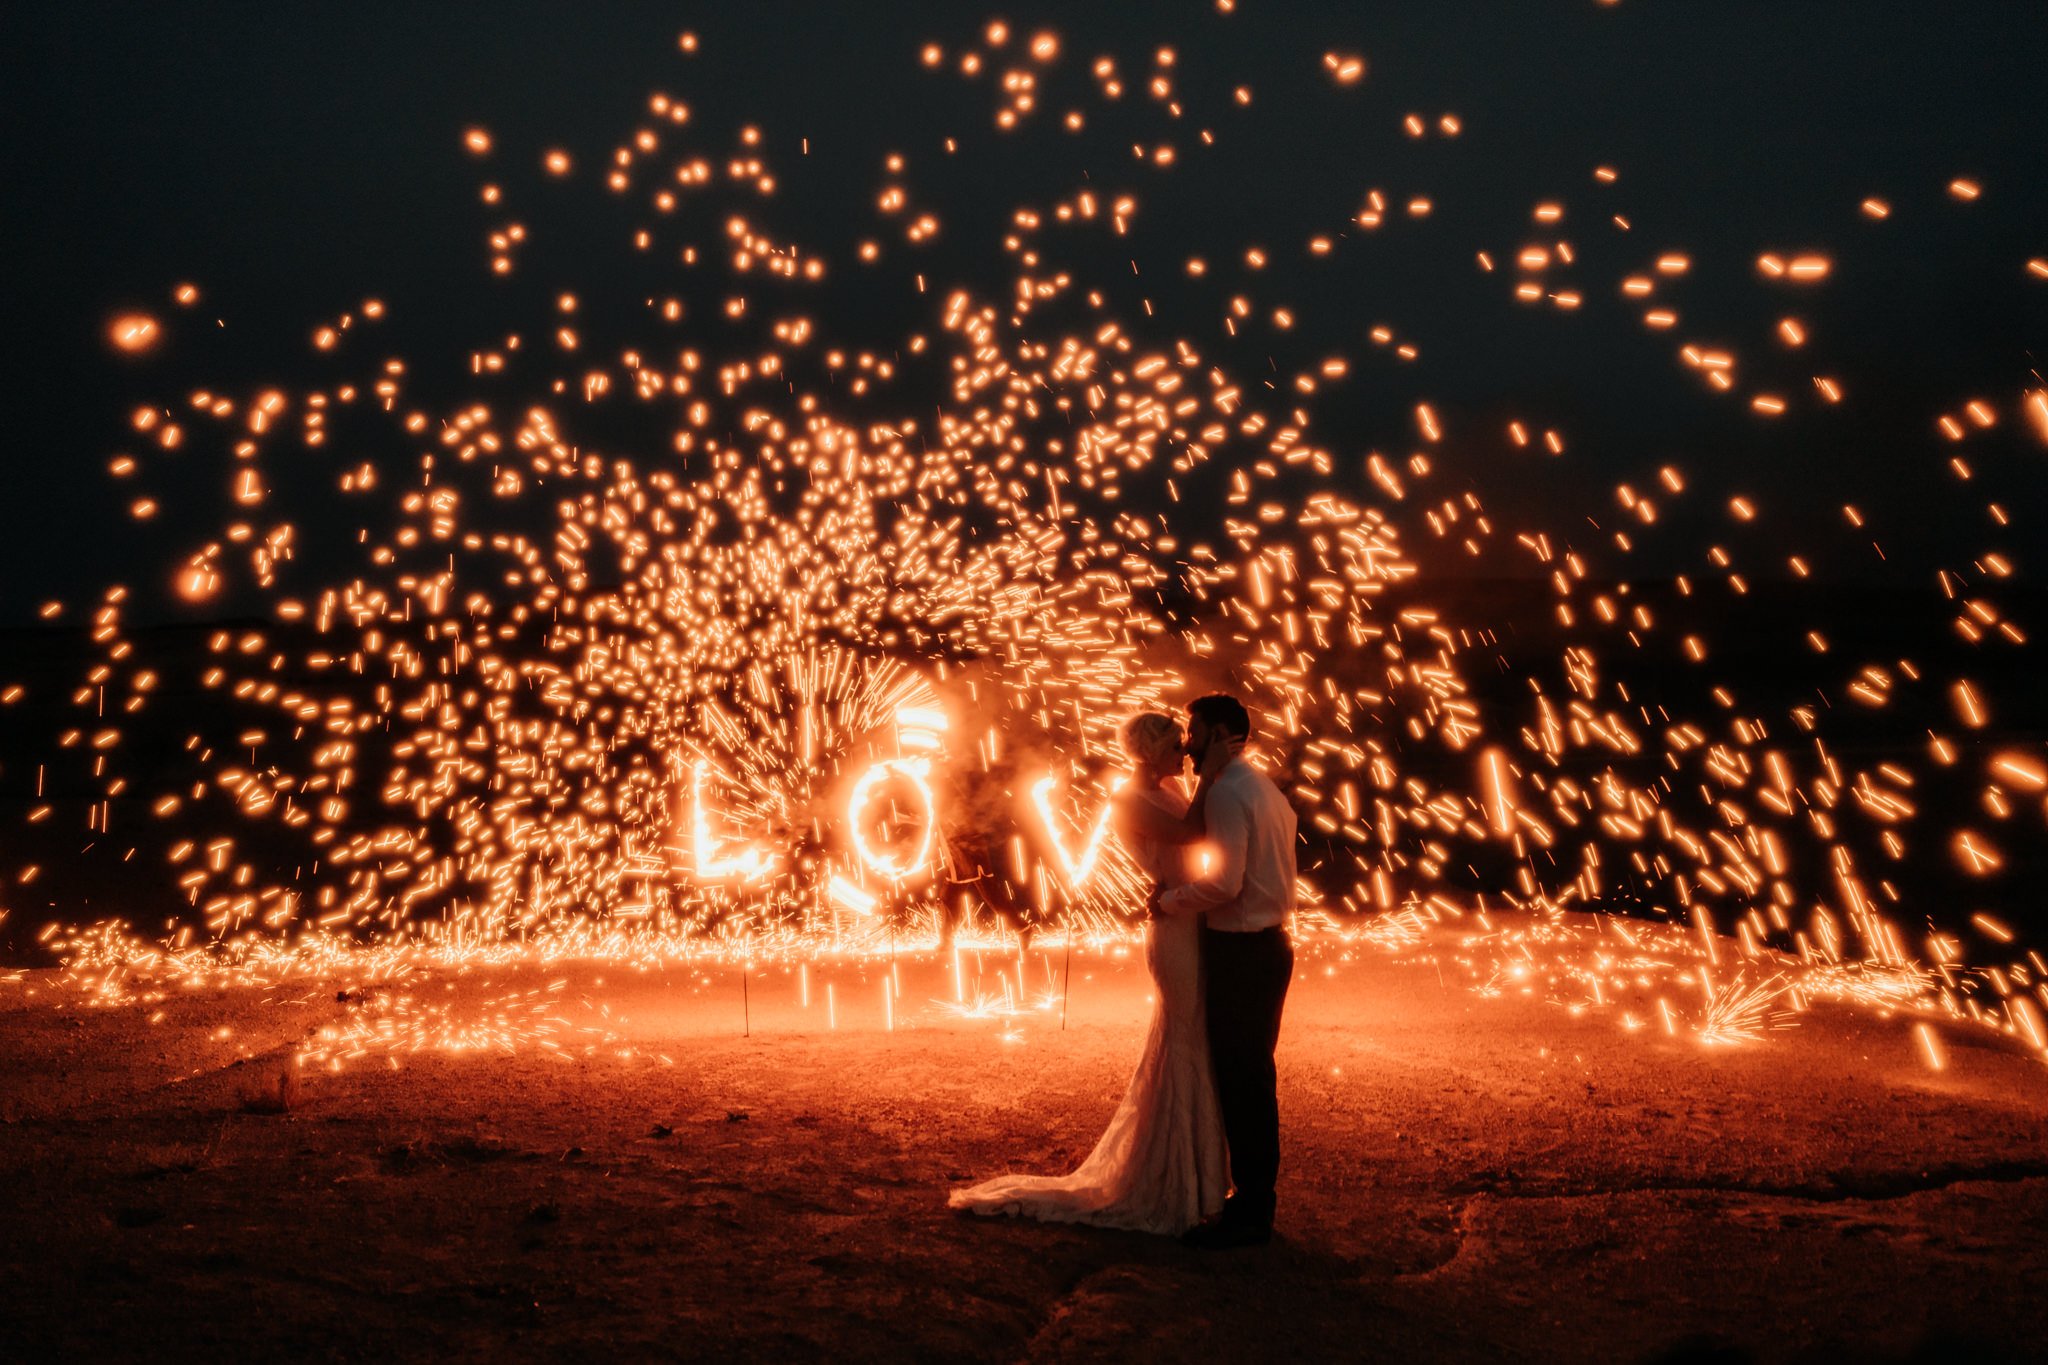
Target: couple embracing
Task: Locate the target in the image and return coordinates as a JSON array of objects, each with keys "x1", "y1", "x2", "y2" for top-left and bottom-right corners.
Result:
[{"x1": 951, "y1": 693, "x2": 1297, "y2": 1250}]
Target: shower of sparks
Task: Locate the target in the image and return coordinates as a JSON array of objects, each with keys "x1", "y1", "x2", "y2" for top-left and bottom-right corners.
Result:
[
  {"x1": 1695, "y1": 971, "x2": 1799, "y2": 1048},
  {"x1": 3, "y1": 11, "x2": 2046, "y2": 1078}
]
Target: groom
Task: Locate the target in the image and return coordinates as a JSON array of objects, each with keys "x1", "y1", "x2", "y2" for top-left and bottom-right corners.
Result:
[{"x1": 1152, "y1": 693, "x2": 1297, "y2": 1249}]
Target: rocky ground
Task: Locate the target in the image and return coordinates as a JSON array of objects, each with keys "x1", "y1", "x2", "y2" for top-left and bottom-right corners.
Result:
[{"x1": 3, "y1": 919, "x2": 2045, "y2": 1362}]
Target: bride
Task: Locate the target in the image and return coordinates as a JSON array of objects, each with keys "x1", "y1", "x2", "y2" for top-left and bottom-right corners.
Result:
[{"x1": 948, "y1": 711, "x2": 1233, "y2": 1235}]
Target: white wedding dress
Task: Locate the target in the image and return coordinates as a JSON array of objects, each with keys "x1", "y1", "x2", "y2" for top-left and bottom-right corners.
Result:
[{"x1": 949, "y1": 785, "x2": 1230, "y2": 1234}]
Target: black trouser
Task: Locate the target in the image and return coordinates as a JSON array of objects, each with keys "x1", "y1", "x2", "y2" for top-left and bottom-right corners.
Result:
[{"x1": 1202, "y1": 924, "x2": 1293, "y2": 1228}]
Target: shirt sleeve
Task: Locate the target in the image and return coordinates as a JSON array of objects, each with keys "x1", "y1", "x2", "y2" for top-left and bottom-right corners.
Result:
[{"x1": 1159, "y1": 778, "x2": 1247, "y2": 917}]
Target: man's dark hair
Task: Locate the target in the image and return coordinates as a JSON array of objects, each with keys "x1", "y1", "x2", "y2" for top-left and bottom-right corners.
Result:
[{"x1": 1188, "y1": 693, "x2": 1252, "y2": 740}]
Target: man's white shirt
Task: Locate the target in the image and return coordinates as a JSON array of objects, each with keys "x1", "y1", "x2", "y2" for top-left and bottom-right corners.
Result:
[{"x1": 1158, "y1": 755, "x2": 1296, "y2": 932}]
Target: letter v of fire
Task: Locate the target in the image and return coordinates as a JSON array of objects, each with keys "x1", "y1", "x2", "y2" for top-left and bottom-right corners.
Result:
[{"x1": 1030, "y1": 775, "x2": 1119, "y2": 887}]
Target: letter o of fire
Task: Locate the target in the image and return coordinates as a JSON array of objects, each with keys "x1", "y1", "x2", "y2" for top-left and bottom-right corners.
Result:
[{"x1": 846, "y1": 757, "x2": 937, "y2": 880}]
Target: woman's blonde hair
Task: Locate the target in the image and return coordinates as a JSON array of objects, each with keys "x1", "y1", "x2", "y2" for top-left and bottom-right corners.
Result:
[{"x1": 1119, "y1": 711, "x2": 1184, "y2": 770}]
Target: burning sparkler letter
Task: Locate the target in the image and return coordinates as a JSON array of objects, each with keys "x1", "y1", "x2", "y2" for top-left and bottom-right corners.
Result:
[
  {"x1": 1029, "y1": 775, "x2": 1117, "y2": 887},
  {"x1": 892, "y1": 704, "x2": 949, "y2": 753},
  {"x1": 826, "y1": 874, "x2": 879, "y2": 917},
  {"x1": 847, "y1": 757, "x2": 937, "y2": 880},
  {"x1": 689, "y1": 761, "x2": 775, "y2": 881}
]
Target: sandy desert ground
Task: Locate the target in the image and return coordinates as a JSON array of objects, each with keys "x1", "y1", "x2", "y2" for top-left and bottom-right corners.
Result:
[{"x1": 3, "y1": 916, "x2": 2046, "y2": 1362}]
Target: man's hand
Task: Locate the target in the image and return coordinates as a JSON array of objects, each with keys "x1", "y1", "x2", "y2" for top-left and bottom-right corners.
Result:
[
  {"x1": 1145, "y1": 885, "x2": 1165, "y2": 920},
  {"x1": 1198, "y1": 733, "x2": 1245, "y2": 781}
]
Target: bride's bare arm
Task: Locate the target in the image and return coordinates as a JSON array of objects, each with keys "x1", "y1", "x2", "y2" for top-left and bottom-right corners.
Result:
[{"x1": 1113, "y1": 790, "x2": 1207, "y2": 846}]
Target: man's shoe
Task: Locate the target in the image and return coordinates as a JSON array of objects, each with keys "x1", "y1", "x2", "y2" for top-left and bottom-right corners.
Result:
[{"x1": 1179, "y1": 1219, "x2": 1273, "y2": 1250}]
